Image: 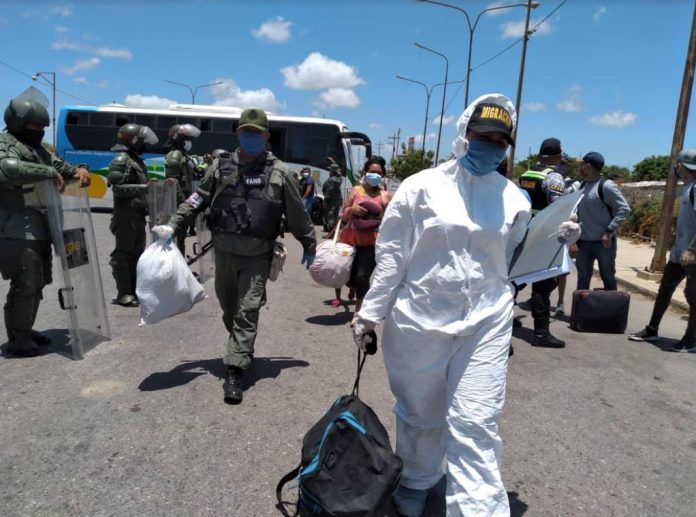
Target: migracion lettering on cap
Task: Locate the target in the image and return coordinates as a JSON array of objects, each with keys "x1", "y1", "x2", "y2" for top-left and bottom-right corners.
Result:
[{"x1": 479, "y1": 105, "x2": 512, "y2": 131}]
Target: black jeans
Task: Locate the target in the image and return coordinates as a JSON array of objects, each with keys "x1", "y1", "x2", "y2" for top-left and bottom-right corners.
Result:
[
  {"x1": 531, "y1": 276, "x2": 558, "y2": 333},
  {"x1": 648, "y1": 261, "x2": 696, "y2": 341}
]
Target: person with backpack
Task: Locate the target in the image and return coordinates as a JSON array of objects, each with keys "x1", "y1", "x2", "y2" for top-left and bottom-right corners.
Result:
[
  {"x1": 351, "y1": 94, "x2": 580, "y2": 516},
  {"x1": 518, "y1": 137, "x2": 569, "y2": 348},
  {"x1": 628, "y1": 149, "x2": 696, "y2": 352},
  {"x1": 573, "y1": 152, "x2": 631, "y2": 290}
]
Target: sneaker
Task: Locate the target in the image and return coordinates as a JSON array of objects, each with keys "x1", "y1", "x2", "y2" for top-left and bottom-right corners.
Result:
[
  {"x1": 330, "y1": 298, "x2": 342, "y2": 308},
  {"x1": 628, "y1": 326, "x2": 659, "y2": 342},
  {"x1": 532, "y1": 331, "x2": 566, "y2": 348},
  {"x1": 392, "y1": 485, "x2": 429, "y2": 517},
  {"x1": 670, "y1": 339, "x2": 696, "y2": 353},
  {"x1": 555, "y1": 303, "x2": 565, "y2": 316}
]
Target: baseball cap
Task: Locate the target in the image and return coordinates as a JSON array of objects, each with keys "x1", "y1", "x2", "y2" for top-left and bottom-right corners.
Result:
[
  {"x1": 237, "y1": 108, "x2": 268, "y2": 132},
  {"x1": 539, "y1": 137, "x2": 562, "y2": 156},
  {"x1": 467, "y1": 103, "x2": 515, "y2": 146},
  {"x1": 582, "y1": 151, "x2": 604, "y2": 171},
  {"x1": 678, "y1": 149, "x2": 696, "y2": 171}
]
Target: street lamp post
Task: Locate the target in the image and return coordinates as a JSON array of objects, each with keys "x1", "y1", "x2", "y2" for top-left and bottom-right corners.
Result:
[
  {"x1": 396, "y1": 76, "x2": 467, "y2": 166},
  {"x1": 164, "y1": 79, "x2": 224, "y2": 104},
  {"x1": 508, "y1": 0, "x2": 537, "y2": 178},
  {"x1": 415, "y1": 42, "x2": 448, "y2": 164},
  {"x1": 32, "y1": 71, "x2": 56, "y2": 147},
  {"x1": 417, "y1": 0, "x2": 539, "y2": 108}
]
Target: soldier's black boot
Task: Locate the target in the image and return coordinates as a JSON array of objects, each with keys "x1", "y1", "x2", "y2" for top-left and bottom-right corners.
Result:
[
  {"x1": 3, "y1": 331, "x2": 41, "y2": 357},
  {"x1": 223, "y1": 366, "x2": 244, "y2": 405},
  {"x1": 532, "y1": 330, "x2": 566, "y2": 348}
]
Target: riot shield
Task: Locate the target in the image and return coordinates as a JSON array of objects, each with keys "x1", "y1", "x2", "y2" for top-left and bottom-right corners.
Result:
[
  {"x1": 147, "y1": 180, "x2": 177, "y2": 242},
  {"x1": 40, "y1": 180, "x2": 111, "y2": 359},
  {"x1": 194, "y1": 213, "x2": 214, "y2": 283}
]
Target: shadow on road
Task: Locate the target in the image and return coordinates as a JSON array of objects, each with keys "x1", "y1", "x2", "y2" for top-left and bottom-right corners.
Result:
[
  {"x1": 512, "y1": 325, "x2": 536, "y2": 346},
  {"x1": 306, "y1": 310, "x2": 353, "y2": 326},
  {"x1": 138, "y1": 356, "x2": 309, "y2": 392},
  {"x1": 1, "y1": 328, "x2": 72, "y2": 360}
]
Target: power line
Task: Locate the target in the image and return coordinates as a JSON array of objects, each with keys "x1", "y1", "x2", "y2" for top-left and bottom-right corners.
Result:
[{"x1": 0, "y1": 58, "x2": 98, "y2": 106}]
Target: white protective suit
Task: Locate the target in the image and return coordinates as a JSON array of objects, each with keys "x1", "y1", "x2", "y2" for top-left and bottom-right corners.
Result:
[{"x1": 358, "y1": 93, "x2": 532, "y2": 516}]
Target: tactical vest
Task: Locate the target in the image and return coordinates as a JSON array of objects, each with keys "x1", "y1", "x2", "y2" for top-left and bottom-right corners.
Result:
[
  {"x1": 210, "y1": 152, "x2": 283, "y2": 240},
  {"x1": 519, "y1": 168, "x2": 554, "y2": 214}
]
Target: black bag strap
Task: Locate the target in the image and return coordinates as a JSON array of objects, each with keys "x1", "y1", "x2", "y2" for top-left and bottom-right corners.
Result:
[
  {"x1": 580, "y1": 176, "x2": 612, "y2": 218},
  {"x1": 351, "y1": 350, "x2": 368, "y2": 398},
  {"x1": 276, "y1": 464, "x2": 302, "y2": 517}
]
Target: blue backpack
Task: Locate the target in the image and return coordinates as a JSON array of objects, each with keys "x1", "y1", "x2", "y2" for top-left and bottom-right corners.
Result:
[{"x1": 276, "y1": 350, "x2": 403, "y2": 517}]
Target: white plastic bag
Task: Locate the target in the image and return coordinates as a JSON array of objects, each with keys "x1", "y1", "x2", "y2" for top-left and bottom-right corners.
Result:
[
  {"x1": 136, "y1": 239, "x2": 206, "y2": 325},
  {"x1": 310, "y1": 217, "x2": 356, "y2": 288}
]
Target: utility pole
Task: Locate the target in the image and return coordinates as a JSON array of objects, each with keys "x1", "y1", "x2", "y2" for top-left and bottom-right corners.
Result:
[
  {"x1": 387, "y1": 133, "x2": 398, "y2": 161},
  {"x1": 375, "y1": 141, "x2": 385, "y2": 156},
  {"x1": 650, "y1": 2, "x2": 696, "y2": 273},
  {"x1": 395, "y1": 128, "x2": 401, "y2": 158}
]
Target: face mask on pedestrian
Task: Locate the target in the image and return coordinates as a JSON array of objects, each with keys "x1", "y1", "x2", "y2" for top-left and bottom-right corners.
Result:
[
  {"x1": 365, "y1": 172, "x2": 383, "y2": 187},
  {"x1": 458, "y1": 139, "x2": 507, "y2": 176},
  {"x1": 183, "y1": 140, "x2": 192, "y2": 152},
  {"x1": 19, "y1": 127, "x2": 45, "y2": 147},
  {"x1": 238, "y1": 131, "x2": 265, "y2": 155}
]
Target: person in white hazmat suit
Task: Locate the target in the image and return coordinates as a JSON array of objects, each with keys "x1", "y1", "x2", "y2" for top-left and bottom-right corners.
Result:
[{"x1": 352, "y1": 93, "x2": 581, "y2": 517}]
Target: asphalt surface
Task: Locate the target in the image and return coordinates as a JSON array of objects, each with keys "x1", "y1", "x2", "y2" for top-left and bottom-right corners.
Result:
[{"x1": 1, "y1": 212, "x2": 695, "y2": 517}]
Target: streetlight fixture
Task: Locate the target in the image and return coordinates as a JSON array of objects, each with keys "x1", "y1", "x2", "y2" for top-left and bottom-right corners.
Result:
[
  {"x1": 417, "y1": 0, "x2": 539, "y2": 107},
  {"x1": 415, "y1": 42, "x2": 448, "y2": 164},
  {"x1": 396, "y1": 75, "x2": 466, "y2": 166},
  {"x1": 32, "y1": 71, "x2": 56, "y2": 147},
  {"x1": 164, "y1": 79, "x2": 224, "y2": 104}
]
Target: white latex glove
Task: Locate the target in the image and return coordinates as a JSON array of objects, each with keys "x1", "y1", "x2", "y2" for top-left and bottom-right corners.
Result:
[
  {"x1": 557, "y1": 221, "x2": 581, "y2": 244},
  {"x1": 352, "y1": 316, "x2": 377, "y2": 354},
  {"x1": 152, "y1": 225, "x2": 174, "y2": 241}
]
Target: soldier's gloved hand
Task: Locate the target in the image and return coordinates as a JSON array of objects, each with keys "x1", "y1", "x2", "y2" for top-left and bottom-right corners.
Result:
[
  {"x1": 352, "y1": 316, "x2": 378, "y2": 355},
  {"x1": 74, "y1": 167, "x2": 91, "y2": 188},
  {"x1": 301, "y1": 253, "x2": 315, "y2": 269},
  {"x1": 152, "y1": 225, "x2": 174, "y2": 244},
  {"x1": 557, "y1": 221, "x2": 581, "y2": 244}
]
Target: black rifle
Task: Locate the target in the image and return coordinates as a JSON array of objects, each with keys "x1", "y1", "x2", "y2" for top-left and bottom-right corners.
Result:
[{"x1": 187, "y1": 240, "x2": 213, "y2": 265}]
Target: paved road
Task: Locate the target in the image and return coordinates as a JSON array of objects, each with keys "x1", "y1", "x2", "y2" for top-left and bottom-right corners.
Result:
[{"x1": 1, "y1": 212, "x2": 695, "y2": 517}]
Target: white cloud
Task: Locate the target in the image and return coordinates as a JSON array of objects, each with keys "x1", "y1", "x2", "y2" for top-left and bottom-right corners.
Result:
[
  {"x1": 210, "y1": 78, "x2": 280, "y2": 112},
  {"x1": 54, "y1": 25, "x2": 69, "y2": 34},
  {"x1": 590, "y1": 110, "x2": 637, "y2": 128},
  {"x1": 523, "y1": 102, "x2": 547, "y2": 112},
  {"x1": 96, "y1": 79, "x2": 109, "y2": 89},
  {"x1": 368, "y1": 123, "x2": 381, "y2": 129},
  {"x1": 74, "y1": 77, "x2": 88, "y2": 85},
  {"x1": 95, "y1": 47, "x2": 133, "y2": 60},
  {"x1": 62, "y1": 57, "x2": 101, "y2": 75},
  {"x1": 52, "y1": 37, "x2": 132, "y2": 60},
  {"x1": 251, "y1": 16, "x2": 292, "y2": 44},
  {"x1": 124, "y1": 94, "x2": 176, "y2": 110},
  {"x1": 50, "y1": 4, "x2": 74, "y2": 17},
  {"x1": 281, "y1": 52, "x2": 365, "y2": 90},
  {"x1": 557, "y1": 84, "x2": 583, "y2": 112},
  {"x1": 432, "y1": 114, "x2": 455, "y2": 126},
  {"x1": 413, "y1": 132, "x2": 437, "y2": 144},
  {"x1": 315, "y1": 88, "x2": 360, "y2": 109},
  {"x1": 500, "y1": 18, "x2": 552, "y2": 39},
  {"x1": 593, "y1": 6, "x2": 607, "y2": 23}
]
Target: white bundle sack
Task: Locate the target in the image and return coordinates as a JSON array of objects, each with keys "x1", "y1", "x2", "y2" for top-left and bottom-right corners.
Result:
[
  {"x1": 136, "y1": 238, "x2": 206, "y2": 325},
  {"x1": 310, "y1": 217, "x2": 355, "y2": 288}
]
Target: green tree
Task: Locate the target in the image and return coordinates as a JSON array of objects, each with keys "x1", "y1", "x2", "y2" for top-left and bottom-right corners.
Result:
[
  {"x1": 632, "y1": 155, "x2": 670, "y2": 181},
  {"x1": 391, "y1": 149, "x2": 435, "y2": 179},
  {"x1": 603, "y1": 165, "x2": 631, "y2": 183}
]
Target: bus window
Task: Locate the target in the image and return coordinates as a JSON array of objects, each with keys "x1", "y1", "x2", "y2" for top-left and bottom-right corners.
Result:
[
  {"x1": 268, "y1": 125, "x2": 286, "y2": 159},
  {"x1": 212, "y1": 118, "x2": 234, "y2": 133},
  {"x1": 135, "y1": 114, "x2": 156, "y2": 128},
  {"x1": 176, "y1": 116, "x2": 198, "y2": 127},
  {"x1": 200, "y1": 118, "x2": 212, "y2": 132},
  {"x1": 67, "y1": 111, "x2": 88, "y2": 126},
  {"x1": 157, "y1": 115, "x2": 176, "y2": 130},
  {"x1": 89, "y1": 112, "x2": 115, "y2": 127},
  {"x1": 287, "y1": 124, "x2": 308, "y2": 163},
  {"x1": 115, "y1": 114, "x2": 130, "y2": 127}
]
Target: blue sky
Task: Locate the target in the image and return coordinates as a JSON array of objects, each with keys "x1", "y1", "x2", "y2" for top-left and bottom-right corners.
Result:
[{"x1": 0, "y1": 0, "x2": 694, "y2": 169}]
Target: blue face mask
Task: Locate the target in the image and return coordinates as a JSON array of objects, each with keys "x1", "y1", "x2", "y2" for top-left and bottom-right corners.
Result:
[
  {"x1": 458, "y1": 139, "x2": 507, "y2": 176},
  {"x1": 365, "y1": 172, "x2": 382, "y2": 187},
  {"x1": 238, "y1": 131, "x2": 265, "y2": 155}
]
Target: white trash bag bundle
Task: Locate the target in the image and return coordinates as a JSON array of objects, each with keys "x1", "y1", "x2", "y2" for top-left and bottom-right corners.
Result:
[
  {"x1": 136, "y1": 237, "x2": 206, "y2": 325},
  {"x1": 310, "y1": 217, "x2": 355, "y2": 288}
]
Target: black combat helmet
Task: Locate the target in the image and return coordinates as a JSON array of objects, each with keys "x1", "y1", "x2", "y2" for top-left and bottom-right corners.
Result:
[
  {"x1": 211, "y1": 148, "x2": 229, "y2": 159},
  {"x1": 166, "y1": 123, "x2": 201, "y2": 145},
  {"x1": 116, "y1": 123, "x2": 158, "y2": 151},
  {"x1": 4, "y1": 95, "x2": 50, "y2": 134}
]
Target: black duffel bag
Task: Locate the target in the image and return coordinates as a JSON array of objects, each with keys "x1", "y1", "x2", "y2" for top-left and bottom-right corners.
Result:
[{"x1": 276, "y1": 349, "x2": 402, "y2": 517}]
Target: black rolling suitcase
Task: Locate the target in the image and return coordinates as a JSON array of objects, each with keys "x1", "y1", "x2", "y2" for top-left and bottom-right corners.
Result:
[{"x1": 570, "y1": 289, "x2": 631, "y2": 333}]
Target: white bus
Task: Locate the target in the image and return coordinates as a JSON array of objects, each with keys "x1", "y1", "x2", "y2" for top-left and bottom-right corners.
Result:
[{"x1": 56, "y1": 103, "x2": 372, "y2": 199}]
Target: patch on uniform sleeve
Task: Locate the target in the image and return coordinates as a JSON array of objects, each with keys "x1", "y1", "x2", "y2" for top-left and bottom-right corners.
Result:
[
  {"x1": 186, "y1": 192, "x2": 204, "y2": 209},
  {"x1": 548, "y1": 182, "x2": 565, "y2": 193}
]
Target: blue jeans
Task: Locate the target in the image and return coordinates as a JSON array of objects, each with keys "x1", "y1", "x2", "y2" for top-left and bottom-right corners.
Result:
[
  {"x1": 303, "y1": 196, "x2": 315, "y2": 213},
  {"x1": 576, "y1": 238, "x2": 617, "y2": 290}
]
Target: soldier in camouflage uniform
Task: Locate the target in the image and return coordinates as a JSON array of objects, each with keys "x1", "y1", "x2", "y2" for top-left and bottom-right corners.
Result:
[
  {"x1": 153, "y1": 108, "x2": 316, "y2": 405},
  {"x1": 322, "y1": 159, "x2": 344, "y2": 232},
  {"x1": 108, "y1": 124, "x2": 158, "y2": 307},
  {"x1": 0, "y1": 89, "x2": 91, "y2": 357},
  {"x1": 164, "y1": 124, "x2": 201, "y2": 254}
]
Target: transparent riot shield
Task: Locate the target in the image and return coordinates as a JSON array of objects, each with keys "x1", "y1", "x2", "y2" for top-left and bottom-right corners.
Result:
[
  {"x1": 39, "y1": 180, "x2": 111, "y2": 359},
  {"x1": 193, "y1": 212, "x2": 214, "y2": 283},
  {"x1": 147, "y1": 180, "x2": 177, "y2": 242}
]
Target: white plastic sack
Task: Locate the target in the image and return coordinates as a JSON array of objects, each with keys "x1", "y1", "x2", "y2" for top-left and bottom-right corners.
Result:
[
  {"x1": 310, "y1": 218, "x2": 355, "y2": 288},
  {"x1": 136, "y1": 239, "x2": 206, "y2": 325}
]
